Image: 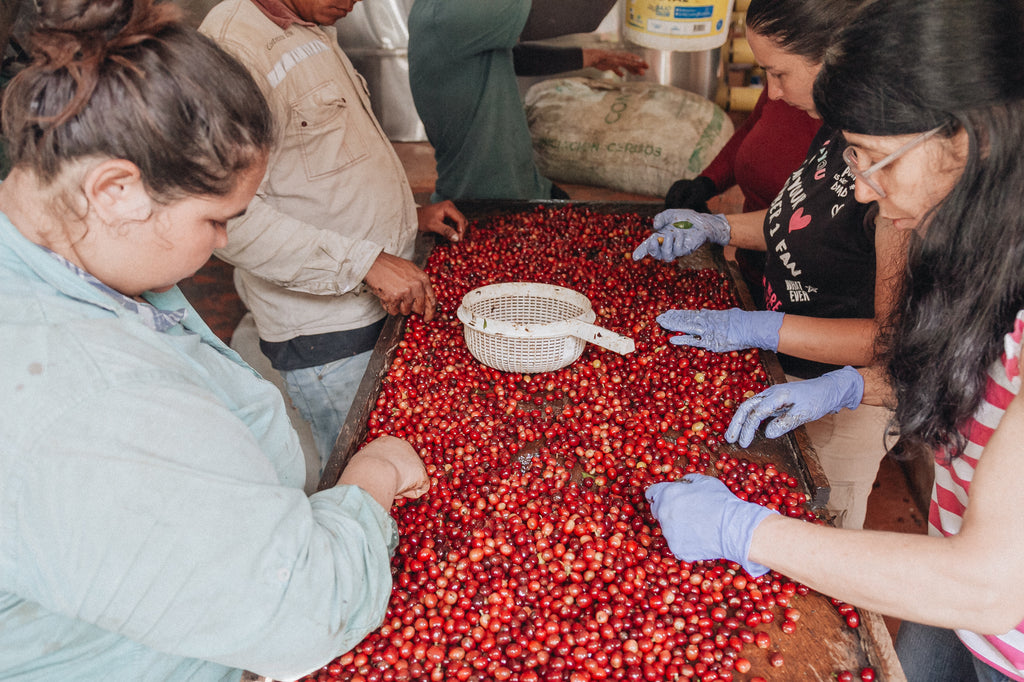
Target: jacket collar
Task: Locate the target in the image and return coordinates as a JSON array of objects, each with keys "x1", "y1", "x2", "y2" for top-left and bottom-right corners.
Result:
[{"x1": 249, "y1": 0, "x2": 316, "y2": 29}]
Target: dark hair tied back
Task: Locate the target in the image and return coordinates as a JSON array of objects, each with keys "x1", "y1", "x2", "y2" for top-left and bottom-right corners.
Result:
[
  {"x1": 746, "y1": 0, "x2": 863, "y2": 63},
  {"x1": 2, "y1": 0, "x2": 273, "y2": 199},
  {"x1": 30, "y1": 0, "x2": 182, "y2": 127},
  {"x1": 37, "y1": 0, "x2": 134, "y2": 35}
]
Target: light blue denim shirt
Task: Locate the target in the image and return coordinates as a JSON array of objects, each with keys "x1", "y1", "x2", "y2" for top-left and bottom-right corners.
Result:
[{"x1": 0, "y1": 211, "x2": 398, "y2": 681}]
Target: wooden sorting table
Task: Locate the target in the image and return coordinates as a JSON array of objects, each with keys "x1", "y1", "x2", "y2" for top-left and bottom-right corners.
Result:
[{"x1": 315, "y1": 201, "x2": 904, "y2": 682}]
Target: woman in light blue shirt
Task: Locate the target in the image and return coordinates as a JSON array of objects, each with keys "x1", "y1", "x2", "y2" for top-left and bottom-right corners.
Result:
[{"x1": 0, "y1": 1, "x2": 429, "y2": 680}]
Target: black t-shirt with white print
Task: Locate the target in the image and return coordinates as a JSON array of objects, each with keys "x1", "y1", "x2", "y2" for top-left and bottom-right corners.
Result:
[{"x1": 762, "y1": 125, "x2": 877, "y2": 379}]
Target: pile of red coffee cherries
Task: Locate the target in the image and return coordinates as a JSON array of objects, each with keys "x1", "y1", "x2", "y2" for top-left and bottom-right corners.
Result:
[{"x1": 302, "y1": 206, "x2": 872, "y2": 682}]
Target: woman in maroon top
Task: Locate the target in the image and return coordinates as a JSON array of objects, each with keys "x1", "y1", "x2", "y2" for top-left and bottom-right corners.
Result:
[
  {"x1": 664, "y1": 35, "x2": 822, "y2": 306},
  {"x1": 666, "y1": 88, "x2": 821, "y2": 214}
]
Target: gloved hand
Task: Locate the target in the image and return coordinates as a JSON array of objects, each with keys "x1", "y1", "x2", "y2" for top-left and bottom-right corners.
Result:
[
  {"x1": 646, "y1": 474, "x2": 778, "y2": 577},
  {"x1": 657, "y1": 308, "x2": 785, "y2": 352},
  {"x1": 725, "y1": 366, "x2": 866, "y2": 447},
  {"x1": 632, "y1": 209, "x2": 731, "y2": 262},
  {"x1": 664, "y1": 176, "x2": 717, "y2": 213}
]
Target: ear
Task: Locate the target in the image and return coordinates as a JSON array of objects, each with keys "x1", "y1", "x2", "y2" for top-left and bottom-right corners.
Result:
[{"x1": 82, "y1": 159, "x2": 153, "y2": 225}]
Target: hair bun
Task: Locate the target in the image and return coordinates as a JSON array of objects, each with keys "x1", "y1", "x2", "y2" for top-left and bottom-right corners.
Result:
[
  {"x1": 17, "y1": 0, "x2": 184, "y2": 130},
  {"x1": 30, "y1": 0, "x2": 182, "y2": 68},
  {"x1": 36, "y1": 0, "x2": 133, "y2": 35}
]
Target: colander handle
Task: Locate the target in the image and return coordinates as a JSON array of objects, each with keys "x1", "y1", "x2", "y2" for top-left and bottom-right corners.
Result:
[{"x1": 564, "y1": 320, "x2": 636, "y2": 355}]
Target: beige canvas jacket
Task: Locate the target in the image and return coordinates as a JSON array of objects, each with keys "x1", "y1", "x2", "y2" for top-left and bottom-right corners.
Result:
[{"x1": 200, "y1": 0, "x2": 418, "y2": 342}]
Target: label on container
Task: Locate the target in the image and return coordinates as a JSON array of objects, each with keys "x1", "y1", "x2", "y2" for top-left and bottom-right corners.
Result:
[{"x1": 623, "y1": 0, "x2": 734, "y2": 51}]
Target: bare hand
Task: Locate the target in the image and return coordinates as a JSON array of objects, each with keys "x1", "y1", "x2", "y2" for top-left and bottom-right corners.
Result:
[
  {"x1": 364, "y1": 252, "x2": 437, "y2": 322},
  {"x1": 417, "y1": 200, "x2": 469, "y2": 243},
  {"x1": 337, "y1": 436, "x2": 430, "y2": 508},
  {"x1": 582, "y1": 48, "x2": 649, "y2": 77}
]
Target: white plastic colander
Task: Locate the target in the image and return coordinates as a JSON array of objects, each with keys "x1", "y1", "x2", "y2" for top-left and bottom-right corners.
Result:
[{"x1": 456, "y1": 282, "x2": 635, "y2": 373}]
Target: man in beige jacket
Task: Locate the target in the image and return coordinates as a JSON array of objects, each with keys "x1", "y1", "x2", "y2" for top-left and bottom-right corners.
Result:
[{"x1": 200, "y1": 0, "x2": 466, "y2": 474}]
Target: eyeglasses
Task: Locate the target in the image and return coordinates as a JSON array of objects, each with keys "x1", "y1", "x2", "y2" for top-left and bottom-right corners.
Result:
[{"x1": 842, "y1": 128, "x2": 941, "y2": 198}]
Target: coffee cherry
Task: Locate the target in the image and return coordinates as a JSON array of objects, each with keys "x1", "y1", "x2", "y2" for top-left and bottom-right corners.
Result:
[{"x1": 303, "y1": 206, "x2": 841, "y2": 682}]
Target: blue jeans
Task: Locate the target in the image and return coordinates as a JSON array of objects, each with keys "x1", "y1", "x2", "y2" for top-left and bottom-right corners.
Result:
[
  {"x1": 896, "y1": 621, "x2": 1016, "y2": 682},
  {"x1": 281, "y1": 349, "x2": 373, "y2": 476}
]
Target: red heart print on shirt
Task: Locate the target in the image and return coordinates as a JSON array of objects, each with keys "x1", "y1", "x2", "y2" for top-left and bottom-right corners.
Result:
[{"x1": 789, "y1": 208, "x2": 812, "y2": 232}]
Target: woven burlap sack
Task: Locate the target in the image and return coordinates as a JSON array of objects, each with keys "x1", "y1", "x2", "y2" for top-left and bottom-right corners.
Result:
[{"x1": 525, "y1": 77, "x2": 733, "y2": 197}]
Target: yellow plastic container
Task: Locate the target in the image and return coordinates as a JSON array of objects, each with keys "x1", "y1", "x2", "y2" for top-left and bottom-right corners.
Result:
[
  {"x1": 715, "y1": 84, "x2": 763, "y2": 112},
  {"x1": 623, "y1": 0, "x2": 735, "y2": 52}
]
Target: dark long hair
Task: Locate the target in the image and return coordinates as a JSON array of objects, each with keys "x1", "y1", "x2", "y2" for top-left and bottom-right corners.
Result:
[
  {"x1": 746, "y1": 0, "x2": 863, "y2": 62},
  {"x1": 814, "y1": 0, "x2": 1024, "y2": 458},
  {"x1": 1, "y1": 0, "x2": 274, "y2": 201}
]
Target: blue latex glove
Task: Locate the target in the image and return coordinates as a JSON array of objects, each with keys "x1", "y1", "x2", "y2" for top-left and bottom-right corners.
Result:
[
  {"x1": 632, "y1": 209, "x2": 731, "y2": 262},
  {"x1": 657, "y1": 308, "x2": 784, "y2": 352},
  {"x1": 646, "y1": 474, "x2": 778, "y2": 577},
  {"x1": 725, "y1": 366, "x2": 866, "y2": 447}
]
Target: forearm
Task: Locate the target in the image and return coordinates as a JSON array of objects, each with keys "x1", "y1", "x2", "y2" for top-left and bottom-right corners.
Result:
[
  {"x1": 752, "y1": 395, "x2": 1024, "y2": 635},
  {"x1": 750, "y1": 515, "x2": 1018, "y2": 634},
  {"x1": 513, "y1": 43, "x2": 582, "y2": 76},
  {"x1": 858, "y1": 365, "x2": 894, "y2": 407},
  {"x1": 723, "y1": 209, "x2": 769, "y2": 250},
  {"x1": 337, "y1": 456, "x2": 400, "y2": 511},
  {"x1": 777, "y1": 316, "x2": 878, "y2": 366},
  {"x1": 217, "y1": 194, "x2": 382, "y2": 295}
]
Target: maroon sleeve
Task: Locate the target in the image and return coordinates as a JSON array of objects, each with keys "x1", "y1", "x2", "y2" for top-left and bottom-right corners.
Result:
[
  {"x1": 698, "y1": 88, "x2": 770, "y2": 194},
  {"x1": 732, "y1": 97, "x2": 822, "y2": 211}
]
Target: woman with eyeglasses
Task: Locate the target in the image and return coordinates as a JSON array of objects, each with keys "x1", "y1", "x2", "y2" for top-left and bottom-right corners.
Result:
[
  {"x1": 633, "y1": 0, "x2": 906, "y2": 530},
  {"x1": 646, "y1": 0, "x2": 1024, "y2": 679}
]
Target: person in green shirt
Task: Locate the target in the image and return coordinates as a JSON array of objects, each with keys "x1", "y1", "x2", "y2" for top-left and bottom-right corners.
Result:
[{"x1": 408, "y1": 0, "x2": 646, "y2": 202}]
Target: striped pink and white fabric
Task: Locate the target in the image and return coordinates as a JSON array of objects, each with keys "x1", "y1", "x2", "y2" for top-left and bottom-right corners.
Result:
[{"x1": 929, "y1": 309, "x2": 1024, "y2": 681}]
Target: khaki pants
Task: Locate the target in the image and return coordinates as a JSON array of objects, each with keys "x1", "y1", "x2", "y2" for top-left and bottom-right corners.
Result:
[{"x1": 789, "y1": 375, "x2": 895, "y2": 529}]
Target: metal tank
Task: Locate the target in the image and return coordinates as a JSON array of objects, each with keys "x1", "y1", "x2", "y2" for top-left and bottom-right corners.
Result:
[{"x1": 334, "y1": 0, "x2": 425, "y2": 142}]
